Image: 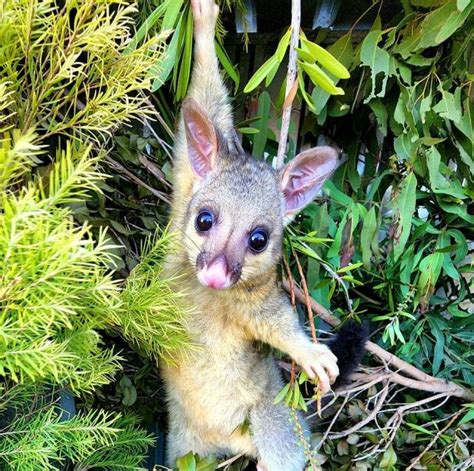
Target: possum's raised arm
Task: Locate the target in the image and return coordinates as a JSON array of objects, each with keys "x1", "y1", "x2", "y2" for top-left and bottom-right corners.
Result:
[{"x1": 171, "y1": 0, "x2": 233, "y2": 212}]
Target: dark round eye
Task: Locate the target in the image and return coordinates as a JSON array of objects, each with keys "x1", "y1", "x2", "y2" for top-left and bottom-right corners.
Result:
[
  {"x1": 195, "y1": 210, "x2": 214, "y2": 232},
  {"x1": 249, "y1": 229, "x2": 268, "y2": 253}
]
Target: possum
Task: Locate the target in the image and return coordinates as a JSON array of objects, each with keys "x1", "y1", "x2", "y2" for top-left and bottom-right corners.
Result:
[{"x1": 162, "y1": 1, "x2": 367, "y2": 469}]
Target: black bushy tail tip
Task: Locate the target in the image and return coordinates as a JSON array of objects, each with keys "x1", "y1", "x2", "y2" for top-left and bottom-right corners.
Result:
[{"x1": 329, "y1": 320, "x2": 369, "y2": 388}]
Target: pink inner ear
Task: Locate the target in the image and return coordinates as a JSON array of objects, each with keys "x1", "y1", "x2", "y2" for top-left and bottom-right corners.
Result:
[
  {"x1": 282, "y1": 147, "x2": 338, "y2": 213},
  {"x1": 182, "y1": 98, "x2": 218, "y2": 179},
  {"x1": 186, "y1": 120, "x2": 216, "y2": 176}
]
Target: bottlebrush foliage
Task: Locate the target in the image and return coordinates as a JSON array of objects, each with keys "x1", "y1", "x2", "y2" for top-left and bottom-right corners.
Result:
[{"x1": 0, "y1": 0, "x2": 190, "y2": 468}]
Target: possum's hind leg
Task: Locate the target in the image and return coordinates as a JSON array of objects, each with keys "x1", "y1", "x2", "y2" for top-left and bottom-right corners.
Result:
[{"x1": 249, "y1": 365, "x2": 309, "y2": 471}]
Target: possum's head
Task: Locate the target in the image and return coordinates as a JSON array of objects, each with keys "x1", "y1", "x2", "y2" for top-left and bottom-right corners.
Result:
[{"x1": 181, "y1": 98, "x2": 338, "y2": 290}]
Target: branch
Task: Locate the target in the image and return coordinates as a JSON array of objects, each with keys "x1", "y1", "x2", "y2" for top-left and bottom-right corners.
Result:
[
  {"x1": 282, "y1": 280, "x2": 474, "y2": 401},
  {"x1": 275, "y1": 0, "x2": 301, "y2": 169},
  {"x1": 105, "y1": 156, "x2": 170, "y2": 205},
  {"x1": 328, "y1": 381, "x2": 390, "y2": 439}
]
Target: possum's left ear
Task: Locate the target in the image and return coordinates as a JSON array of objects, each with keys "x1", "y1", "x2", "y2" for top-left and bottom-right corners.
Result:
[
  {"x1": 182, "y1": 97, "x2": 218, "y2": 178},
  {"x1": 280, "y1": 146, "x2": 338, "y2": 221}
]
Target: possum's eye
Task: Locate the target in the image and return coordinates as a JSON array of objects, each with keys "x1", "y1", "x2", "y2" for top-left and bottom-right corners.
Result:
[
  {"x1": 195, "y1": 210, "x2": 214, "y2": 232},
  {"x1": 249, "y1": 229, "x2": 268, "y2": 253}
]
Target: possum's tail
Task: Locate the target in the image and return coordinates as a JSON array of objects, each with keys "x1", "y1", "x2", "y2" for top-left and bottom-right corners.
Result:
[{"x1": 328, "y1": 320, "x2": 369, "y2": 388}]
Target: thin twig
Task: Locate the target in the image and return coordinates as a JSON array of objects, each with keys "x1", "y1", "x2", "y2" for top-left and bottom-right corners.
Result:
[
  {"x1": 275, "y1": 0, "x2": 301, "y2": 169},
  {"x1": 216, "y1": 453, "x2": 245, "y2": 469},
  {"x1": 293, "y1": 250, "x2": 317, "y2": 343},
  {"x1": 283, "y1": 256, "x2": 298, "y2": 385},
  {"x1": 105, "y1": 156, "x2": 171, "y2": 205},
  {"x1": 406, "y1": 410, "x2": 462, "y2": 469},
  {"x1": 314, "y1": 394, "x2": 350, "y2": 452},
  {"x1": 138, "y1": 153, "x2": 172, "y2": 188},
  {"x1": 328, "y1": 382, "x2": 390, "y2": 439}
]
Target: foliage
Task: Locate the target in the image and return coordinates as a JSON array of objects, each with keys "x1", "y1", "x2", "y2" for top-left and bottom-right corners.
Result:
[
  {"x1": 88, "y1": 0, "x2": 473, "y2": 468},
  {"x1": 249, "y1": 0, "x2": 473, "y2": 468},
  {"x1": 0, "y1": 382, "x2": 154, "y2": 470},
  {"x1": 133, "y1": 0, "x2": 243, "y2": 100},
  {"x1": 0, "y1": 0, "x2": 191, "y2": 468}
]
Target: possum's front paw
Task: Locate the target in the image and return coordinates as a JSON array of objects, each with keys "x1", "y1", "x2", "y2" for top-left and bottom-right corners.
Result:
[
  {"x1": 191, "y1": 0, "x2": 219, "y2": 41},
  {"x1": 300, "y1": 343, "x2": 339, "y2": 393}
]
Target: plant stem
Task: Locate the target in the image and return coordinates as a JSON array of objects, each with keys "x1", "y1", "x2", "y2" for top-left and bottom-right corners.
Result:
[{"x1": 275, "y1": 0, "x2": 300, "y2": 169}]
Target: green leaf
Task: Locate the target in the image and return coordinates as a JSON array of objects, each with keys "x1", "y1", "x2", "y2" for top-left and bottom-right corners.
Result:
[
  {"x1": 276, "y1": 28, "x2": 292, "y2": 62},
  {"x1": 457, "y1": 0, "x2": 470, "y2": 11},
  {"x1": 252, "y1": 91, "x2": 271, "y2": 157},
  {"x1": 274, "y1": 383, "x2": 291, "y2": 404},
  {"x1": 324, "y1": 180, "x2": 353, "y2": 206},
  {"x1": 300, "y1": 38, "x2": 350, "y2": 79},
  {"x1": 432, "y1": 86, "x2": 462, "y2": 124},
  {"x1": 427, "y1": 146, "x2": 466, "y2": 199},
  {"x1": 196, "y1": 455, "x2": 218, "y2": 471},
  {"x1": 393, "y1": 173, "x2": 417, "y2": 261},
  {"x1": 296, "y1": 47, "x2": 314, "y2": 63},
  {"x1": 360, "y1": 30, "x2": 391, "y2": 102},
  {"x1": 407, "y1": 422, "x2": 434, "y2": 435},
  {"x1": 380, "y1": 446, "x2": 397, "y2": 468},
  {"x1": 312, "y1": 32, "x2": 353, "y2": 114},
  {"x1": 297, "y1": 69, "x2": 316, "y2": 112},
  {"x1": 162, "y1": 0, "x2": 185, "y2": 30},
  {"x1": 453, "y1": 97, "x2": 473, "y2": 141},
  {"x1": 459, "y1": 406, "x2": 474, "y2": 425},
  {"x1": 238, "y1": 127, "x2": 260, "y2": 134},
  {"x1": 434, "y1": 1, "x2": 474, "y2": 44},
  {"x1": 244, "y1": 55, "x2": 279, "y2": 93},
  {"x1": 215, "y1": 41, "x2": 240, "y2": 92},
  {"x1": 177, "y1": 452, "x2": 197, "y2": 471},
  {"x1": 337, "y1": 262, "x2": 363, "y2": 273},
  {"x1": 369, "y1": 98, "x2": 388, "y2": 136},
  {"x1": 361, "y1": 206, "x2": 377, "y2": 267},
  {"x1": 419, "y1": 0, "x2": 473, "y2": 49},
  {"x1": 428, "y1": 316, "x2": 446, "y2": 375},
  {"x1": 151, "y1": 16, "x2": 184, "y2": 91},
  {"x1": 299, "y1": 61, "x2": 344, "y2": 95}
]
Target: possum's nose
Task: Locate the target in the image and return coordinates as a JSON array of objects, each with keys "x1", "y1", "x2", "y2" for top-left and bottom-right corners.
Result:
[{"x1": 197, "y1": 256, "x2": 233, "y2": 289}]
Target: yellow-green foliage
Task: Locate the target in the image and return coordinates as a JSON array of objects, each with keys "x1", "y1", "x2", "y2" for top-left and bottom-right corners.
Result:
[
  {"x1": 0, "y1": 0, "x2": 190, "y2": 393},
  {"x1": 0, "y1": 0, "x2": 165, "y2": 139}
]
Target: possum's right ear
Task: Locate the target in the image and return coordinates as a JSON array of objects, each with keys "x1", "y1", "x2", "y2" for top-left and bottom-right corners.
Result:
[{"x1": 182, "y1": 97, "x2": 218, "y2": 178}]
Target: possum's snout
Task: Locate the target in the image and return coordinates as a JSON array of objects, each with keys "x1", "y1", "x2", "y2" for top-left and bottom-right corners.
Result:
[{"x1": 196, "y1": 253, "x2": 241, "y2": 289}]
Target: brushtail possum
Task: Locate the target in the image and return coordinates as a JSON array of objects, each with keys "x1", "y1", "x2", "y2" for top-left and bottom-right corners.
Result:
[{"x1": 162, "y1": 1, "x2": 367, "y2": 469}]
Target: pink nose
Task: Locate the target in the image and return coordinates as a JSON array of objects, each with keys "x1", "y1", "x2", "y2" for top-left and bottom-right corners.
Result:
[{"x1": 197, "y1": 258, "x2": 232, "y2": 289}]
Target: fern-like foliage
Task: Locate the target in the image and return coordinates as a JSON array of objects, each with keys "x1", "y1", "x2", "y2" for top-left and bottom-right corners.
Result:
[
  {"x1": 0, "y1": 0, "x2": 190, "y2": 467},
  {"x1": 0, "y1": 138, "x2": 121, "y2": 391},
  {"x1": 0, "y1": 0, "x2": 166, "y2": 141},
  {"x1": 119, "y1": 228, "x2": 194, "y2": 364},
  {"x1": 0, "y1": 383, "x2": 153, "y2": 470}
]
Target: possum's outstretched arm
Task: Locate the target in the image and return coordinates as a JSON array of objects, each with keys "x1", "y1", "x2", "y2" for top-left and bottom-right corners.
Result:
[
  {"x1": 241, "y1": 296, "x2": 340, "y2": 393},
  {"x1": 171, "y1": 0, "x2": 233, "y2": 217}
]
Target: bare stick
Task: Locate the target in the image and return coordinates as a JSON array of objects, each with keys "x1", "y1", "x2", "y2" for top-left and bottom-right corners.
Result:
[
  {"x1": 328, "y1": 382, "x2": 390, "y2": 439},
  {"x1": 282, "y1": 280, "x2": 474, "y2": 400},
  {"x1": 105, "y1": 156, "x2": 171, "y2": 205},
  {"x1": 293, "y1": 250, "x2": 317, "y2": 343},
  {"x1": 216, "y1": 453, "x2": 245, "y2": 469},
  {"x1": 275, "y1": 0, "x2": 301, "y2": 169}
]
